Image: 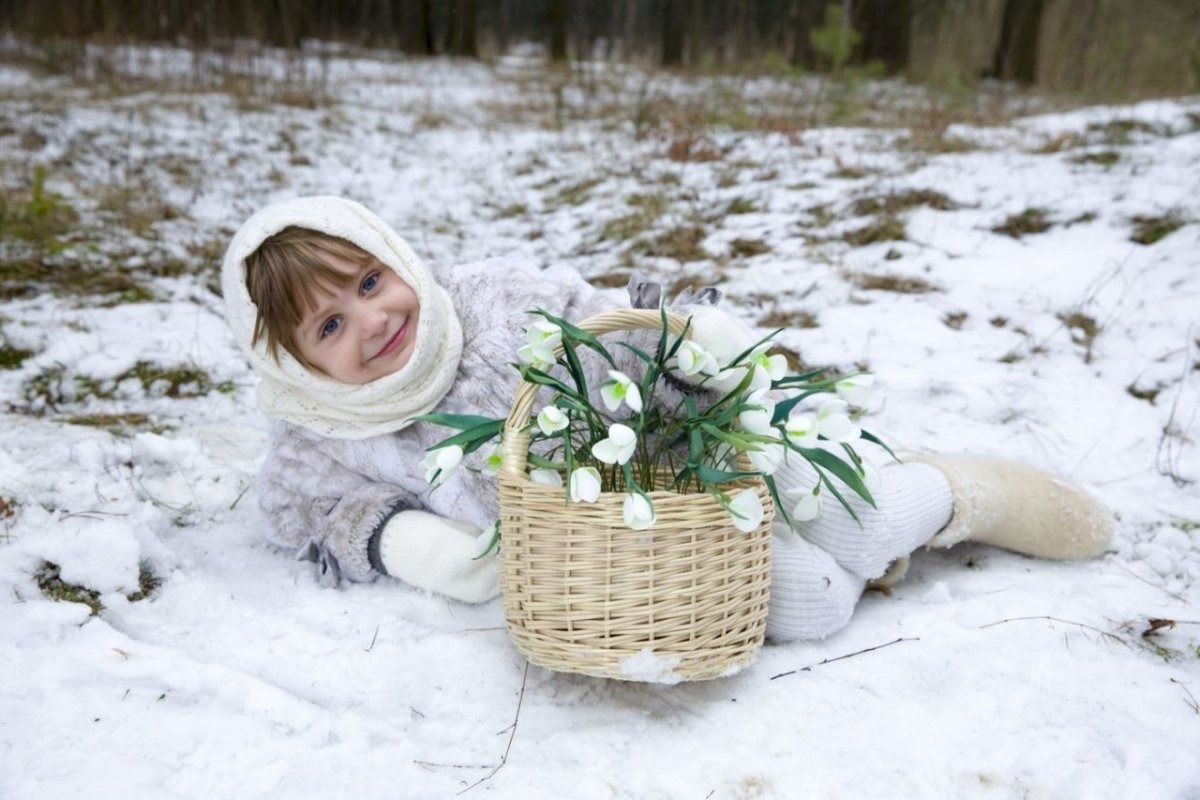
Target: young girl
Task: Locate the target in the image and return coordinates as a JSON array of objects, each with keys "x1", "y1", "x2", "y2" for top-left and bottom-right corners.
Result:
[{"x1": 221, "y1": 196, "x2": 1114, "y2": 642}]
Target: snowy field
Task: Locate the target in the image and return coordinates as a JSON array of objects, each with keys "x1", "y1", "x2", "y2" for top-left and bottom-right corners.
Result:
[{"x1": 1, "y1": 44, "x2": 1199, "y2": 798}]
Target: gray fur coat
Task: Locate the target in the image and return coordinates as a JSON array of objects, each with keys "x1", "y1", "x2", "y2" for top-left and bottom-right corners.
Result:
[{"x1": 256, "y1": 258, "x2": 686, "y2": 582}]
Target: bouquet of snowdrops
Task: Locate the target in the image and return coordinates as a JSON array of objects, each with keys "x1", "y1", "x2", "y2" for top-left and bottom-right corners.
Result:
[{"x1": 419, "y1": 307, "x2": 888, "y2": 547}]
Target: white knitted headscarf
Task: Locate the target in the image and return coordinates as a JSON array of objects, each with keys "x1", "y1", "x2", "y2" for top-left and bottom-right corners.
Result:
[{"x1": 221, "y1": 196, "x2": 463, "y2": 440}]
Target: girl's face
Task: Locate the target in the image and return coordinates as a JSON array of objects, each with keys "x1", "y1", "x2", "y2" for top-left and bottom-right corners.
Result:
[{"x1": 291, "y1": 252, "x2": 420, "y2": 384}]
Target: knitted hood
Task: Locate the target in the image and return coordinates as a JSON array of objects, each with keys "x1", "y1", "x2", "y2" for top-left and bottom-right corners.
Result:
[{"x1": 221, "y1": 196, "x2": 463, "y2": 439}]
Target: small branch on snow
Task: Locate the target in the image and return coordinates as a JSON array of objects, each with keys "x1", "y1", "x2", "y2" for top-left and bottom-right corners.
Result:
[
  {"x1": 364, "y1": 625, "x2": 379, "y2": 652},
  {"x1": 769, "y1": 636, "x2": 919, "y2": 681},
  {"x1": 1170, "y1": 678, "x2": 1199, "y2": 715},
  {"x1": 979, "y1": 615, "x2": 1128, "y2": 648},
  {"x1": 457, "y1": 661, "x2": 530, "y2": 795}
]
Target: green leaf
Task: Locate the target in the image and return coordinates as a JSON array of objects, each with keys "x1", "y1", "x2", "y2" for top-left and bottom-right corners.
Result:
[
  {"x1": 700, "y1": 422, "x2": 760, "y2": 450},
  {"x1": 472, "y1": 522, "x2": 501, "y2": 560},
  {"x1": 518, "y1": 364, "x2": 587, "y2": 404},
  {"x1": 798, "y1": 447, "x2": 875, "y2": 507},
  {"x1": 426, "y1": 420, "x2": 503, "y2": 452},
  {"x1": 416, "y1": 412, "x2": 503, "y2": 431},
  {"x1": 815, "y1": 468, "x2": 862, "y2": 525},
  {"x1": 695, "y1": 464, "x2": 760, "y2": 484},
  {"x1": 728, "y1": 327, "x2": 784, "y2": 367},
  {"x1": 771, "y1": 369, "x2": 829, "y2": 388},
  {"x1": 763, "y1": 474, "x2": 793, "y2": 531},
  {"x1": 861, "y1": 429, "x2": 899, "y2": 462},
  {"x1": 560, "y1": 336, "x2": 589, "y2": 400},
  {"x1": 529, "y1": 308, "x2": 615, "y2": 366}
]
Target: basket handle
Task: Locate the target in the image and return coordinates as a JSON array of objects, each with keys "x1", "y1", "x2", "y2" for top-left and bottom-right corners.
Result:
[{"x1": 499, "y1": 308, "x2": 690, "y2": 477}]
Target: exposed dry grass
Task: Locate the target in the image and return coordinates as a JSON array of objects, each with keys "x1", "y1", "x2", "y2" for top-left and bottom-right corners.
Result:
[
  {"x1": 845, "y1": 270, "x2": 939, "y2": 294},
  {"x1": 1130, "y1": 212, "x2": 1185, "y2": 245},
  {"x1": 992, "y1": 208, "x2": 1051, "y2": 239},
  {"x1": 842, "y1": 216, "x2": 906, "y2": 247},
  {"x1": 850, "y1": 188, "x2": 960, "y2": 216}
]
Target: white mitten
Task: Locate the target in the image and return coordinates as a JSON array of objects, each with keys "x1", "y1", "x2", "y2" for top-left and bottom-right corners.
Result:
[
  {"x1": 376, "y1": 511, "x2": 500, "y2": 603},
  {"x1": 675, "y1": 304, "x2": 760, "y2": 393}
]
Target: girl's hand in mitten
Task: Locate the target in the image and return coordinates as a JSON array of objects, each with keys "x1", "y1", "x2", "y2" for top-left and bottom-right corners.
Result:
[
  {"x1": 671, "y1": 304, "x2": 761, "y2": 394},
  {"x1": 375, "y1": 511, "x2": 500, "y2": 603}
]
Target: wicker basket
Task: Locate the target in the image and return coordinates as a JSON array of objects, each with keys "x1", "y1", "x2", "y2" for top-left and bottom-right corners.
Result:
[{"x1": 497, "y1": 309, "x2": 773, "y2": 682}]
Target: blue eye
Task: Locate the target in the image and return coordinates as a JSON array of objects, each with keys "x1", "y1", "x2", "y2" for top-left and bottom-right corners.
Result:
[
  {"x1": 320, "y1": 318, "x2": 340, "y2": 338},
  {"x1": 361, "y1": 272, "x2": 379, "y2": 294}
]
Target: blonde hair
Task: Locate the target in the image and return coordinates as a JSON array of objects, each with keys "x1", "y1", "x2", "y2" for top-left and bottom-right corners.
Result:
[{"x1": 244, "y1": 226, "x2": 374, "y2": 366}]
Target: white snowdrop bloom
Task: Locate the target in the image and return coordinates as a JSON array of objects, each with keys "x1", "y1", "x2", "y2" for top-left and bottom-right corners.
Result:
[
  {"x1": 422, "y1": 445, "x2": 463, "y2": 486},
  {"x1": 592, "y1": 423, "x2": 638, "y2": 465},
  {"x1": 623, "y1": 492, "x2": 656, "y2": 530},
  {"x1": 529, "y1": 468, "x2": 563, "y2": 487},
  {"x1": 480, "y1": 443, "x2": 503, "y2": 476},
  {"x1": 747, "y1": 442, "x2": 785, "y2": 475},
  {"x1": 536, "y1": 405, "x2": 569, "y2": 435},
  {"x1": 789, "y1": 487, "x2": 822, "y2": 522},
  {"x1": 569, "y1": 467, "x2": 602, "y2": 503},
  {"x1": 836, "y1": 373, "x2": 876, "y2": 407},
  {"x1": 747, "y1": 343, "x2": 788, "y2": 390},
  {"x1": 784, "y1": 412, "x2": 819, "y2": 448},
  {"x1": 517, "y1": 320, "x2": 562, "y2": 368},
  {"x1": 728, "y1": 489, "x2": 765, "y2": 533},
  {"x1": 600, "y1": 370, "x2": 643, "y2": 413},
  {"x1": 816, "y1": 399, "x2": 861, "y2": 442},
  {"x1": 674, "y1": 339, "x2": 720, "y2": 377},
  {"x1": 739, "y1": 388, "x2": 776, "y2": 435}
]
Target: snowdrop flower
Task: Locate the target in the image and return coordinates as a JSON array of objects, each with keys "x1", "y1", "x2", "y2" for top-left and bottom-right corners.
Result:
[
  {"x1": 784, "y1": 411, "x2": 819, "y2": 449},
  {"x1": 592, "y1": 423, "x2": 638, "y2": 465},
  {"x1": 529, "y1": 468, "x2": 563, "y2": 487},
  {"x1": 600, "y1": 370, "x2": 643, "y2": 413},
  {"x1": 536, "y1": 405, "x2": 569, "y2": 435},
  {"x1": 816, "y1": 399, "x2": 861, "y2": 443},
  {"x1": 569, "y1": 466, "x2": 602, "y2": 503},
  {"x1": 422, "y1": 445, "x2": 463, "y2": 486},
  {"x1": 788, "y1": 485, "x2": 822, "y2": 522},
  {"x1": 728, "y1": 489, "x2": 765, "y2": 533},
  {"x1": 516, "y1": 320, "x2": 562, "y2": 368},
  {"x1": 746, "y1": 343, "x2": 788, "y2": 391},
  {"x1": 739, "y1": 388, "x2": 777, "y2": 435},
  {"x1": 673, "y1": 339, "x2": 720, "y2": 377},
  {"x1": 480, "y1": 442, "x2": 503, "y2": 476},
  {"x1": 836, "y1": 374, "x2": 876, "y2": 407},
  {"x1": 623, "y1": 492, "x2": 656, "y2": 530},
  {"x1": 747, "y1": 441, "x2": 785, "y2": 475}
]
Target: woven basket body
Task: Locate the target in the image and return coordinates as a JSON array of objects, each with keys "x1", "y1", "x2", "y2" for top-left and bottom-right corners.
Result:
[{"x1": 497, "y1": 310, "x2": 773, "y2": 682}]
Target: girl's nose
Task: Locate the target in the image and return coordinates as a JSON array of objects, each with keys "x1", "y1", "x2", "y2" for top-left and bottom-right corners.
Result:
[{"x1": 363, "y1": 307, "x2": 388, "y2": 338}]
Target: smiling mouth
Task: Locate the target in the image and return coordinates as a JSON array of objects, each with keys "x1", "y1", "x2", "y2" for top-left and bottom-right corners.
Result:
[{"x1": 370, "y1": 320, "x2": 409, "y2": 361}]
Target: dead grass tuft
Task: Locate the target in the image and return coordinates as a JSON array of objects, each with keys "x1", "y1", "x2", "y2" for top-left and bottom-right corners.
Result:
[
  {"x1": 850, "y1": 189, "x2": 959, "y2": 216},
  {"x1": 1130, "y1": 212, "x2": 1185, "y2": 246},
  {"x1": 758, "y1": 308, "x2": 819, "y2": 329},
  {"x1": 845, "y1": 271, "x2": 939, "y2": 294},
  {"x1": 842, "y1": 216, "x2": 906, "y2": 247},
  {"x1": 729, "y1": 238, "x2": 771, "y2": 258},
  {"x1": 992, "y1": 208, "x2": 1051, "y2": 239}
]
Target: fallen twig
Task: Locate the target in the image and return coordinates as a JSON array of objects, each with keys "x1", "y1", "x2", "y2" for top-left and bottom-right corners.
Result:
[
  {"x1": 1170, "y1": 678, "x2": 1199, "y2": 714},
  {"x1": 979, "y1": 615, "x2": 1129, "y2": 649},
  {"x1": 364, "y1": 625, "x2": 379, "y2": 652},
  {"x1": 458, "y1": 661, "x2": 530, "y2": 794},
  {"x1": 769, "y1": 637, "x2": 919, "y2": 681}
]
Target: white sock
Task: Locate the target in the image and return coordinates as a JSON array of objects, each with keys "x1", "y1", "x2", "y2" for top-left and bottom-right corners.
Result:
[
  {"x1": 773, "y1": 459, "x2": 953, "y2": 580},
  {"x1": 765, "y1": 461, "x2": 953, "y2": 642},
  {"x1": 766, "y1": 534, "x2": 865, "y2": 642}
]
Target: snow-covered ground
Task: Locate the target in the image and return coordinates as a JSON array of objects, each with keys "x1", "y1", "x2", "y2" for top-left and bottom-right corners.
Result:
[{"x1": 1, "y1": 45, "x2": 1198, "y2": 798}]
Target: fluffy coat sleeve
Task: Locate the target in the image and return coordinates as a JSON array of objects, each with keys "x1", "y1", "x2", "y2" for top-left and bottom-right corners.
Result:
[{"x1": 257, "y1": 420, "x2": 419, "y2": 583}]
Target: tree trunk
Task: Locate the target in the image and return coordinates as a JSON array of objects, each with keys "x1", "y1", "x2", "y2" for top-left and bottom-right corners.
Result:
[
  {"x1": 993, "y1": 0, "x2": 1043, "y2": 82},
  {"x1": 548, "y1": 0, "x2": 567, "y2": 61},
  {"x1": 661, "y1": 0, "x2": 685, "y2": 66}
]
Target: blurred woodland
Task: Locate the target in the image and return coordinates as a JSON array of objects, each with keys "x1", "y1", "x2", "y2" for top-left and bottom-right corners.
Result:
[{"x1": 1, "y1": 0, "x2": 1198, "y2": 97}]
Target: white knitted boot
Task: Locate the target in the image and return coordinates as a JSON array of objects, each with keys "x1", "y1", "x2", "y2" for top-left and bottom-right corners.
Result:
[{"x1": 910, "y1": 455, "x2": 1115, "y2": 559}]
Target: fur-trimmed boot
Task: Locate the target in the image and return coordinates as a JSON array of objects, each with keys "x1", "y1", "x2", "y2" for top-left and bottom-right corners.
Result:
[{"x1": 910, "y1": 455, "x2": 1115, "y2": 559}]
